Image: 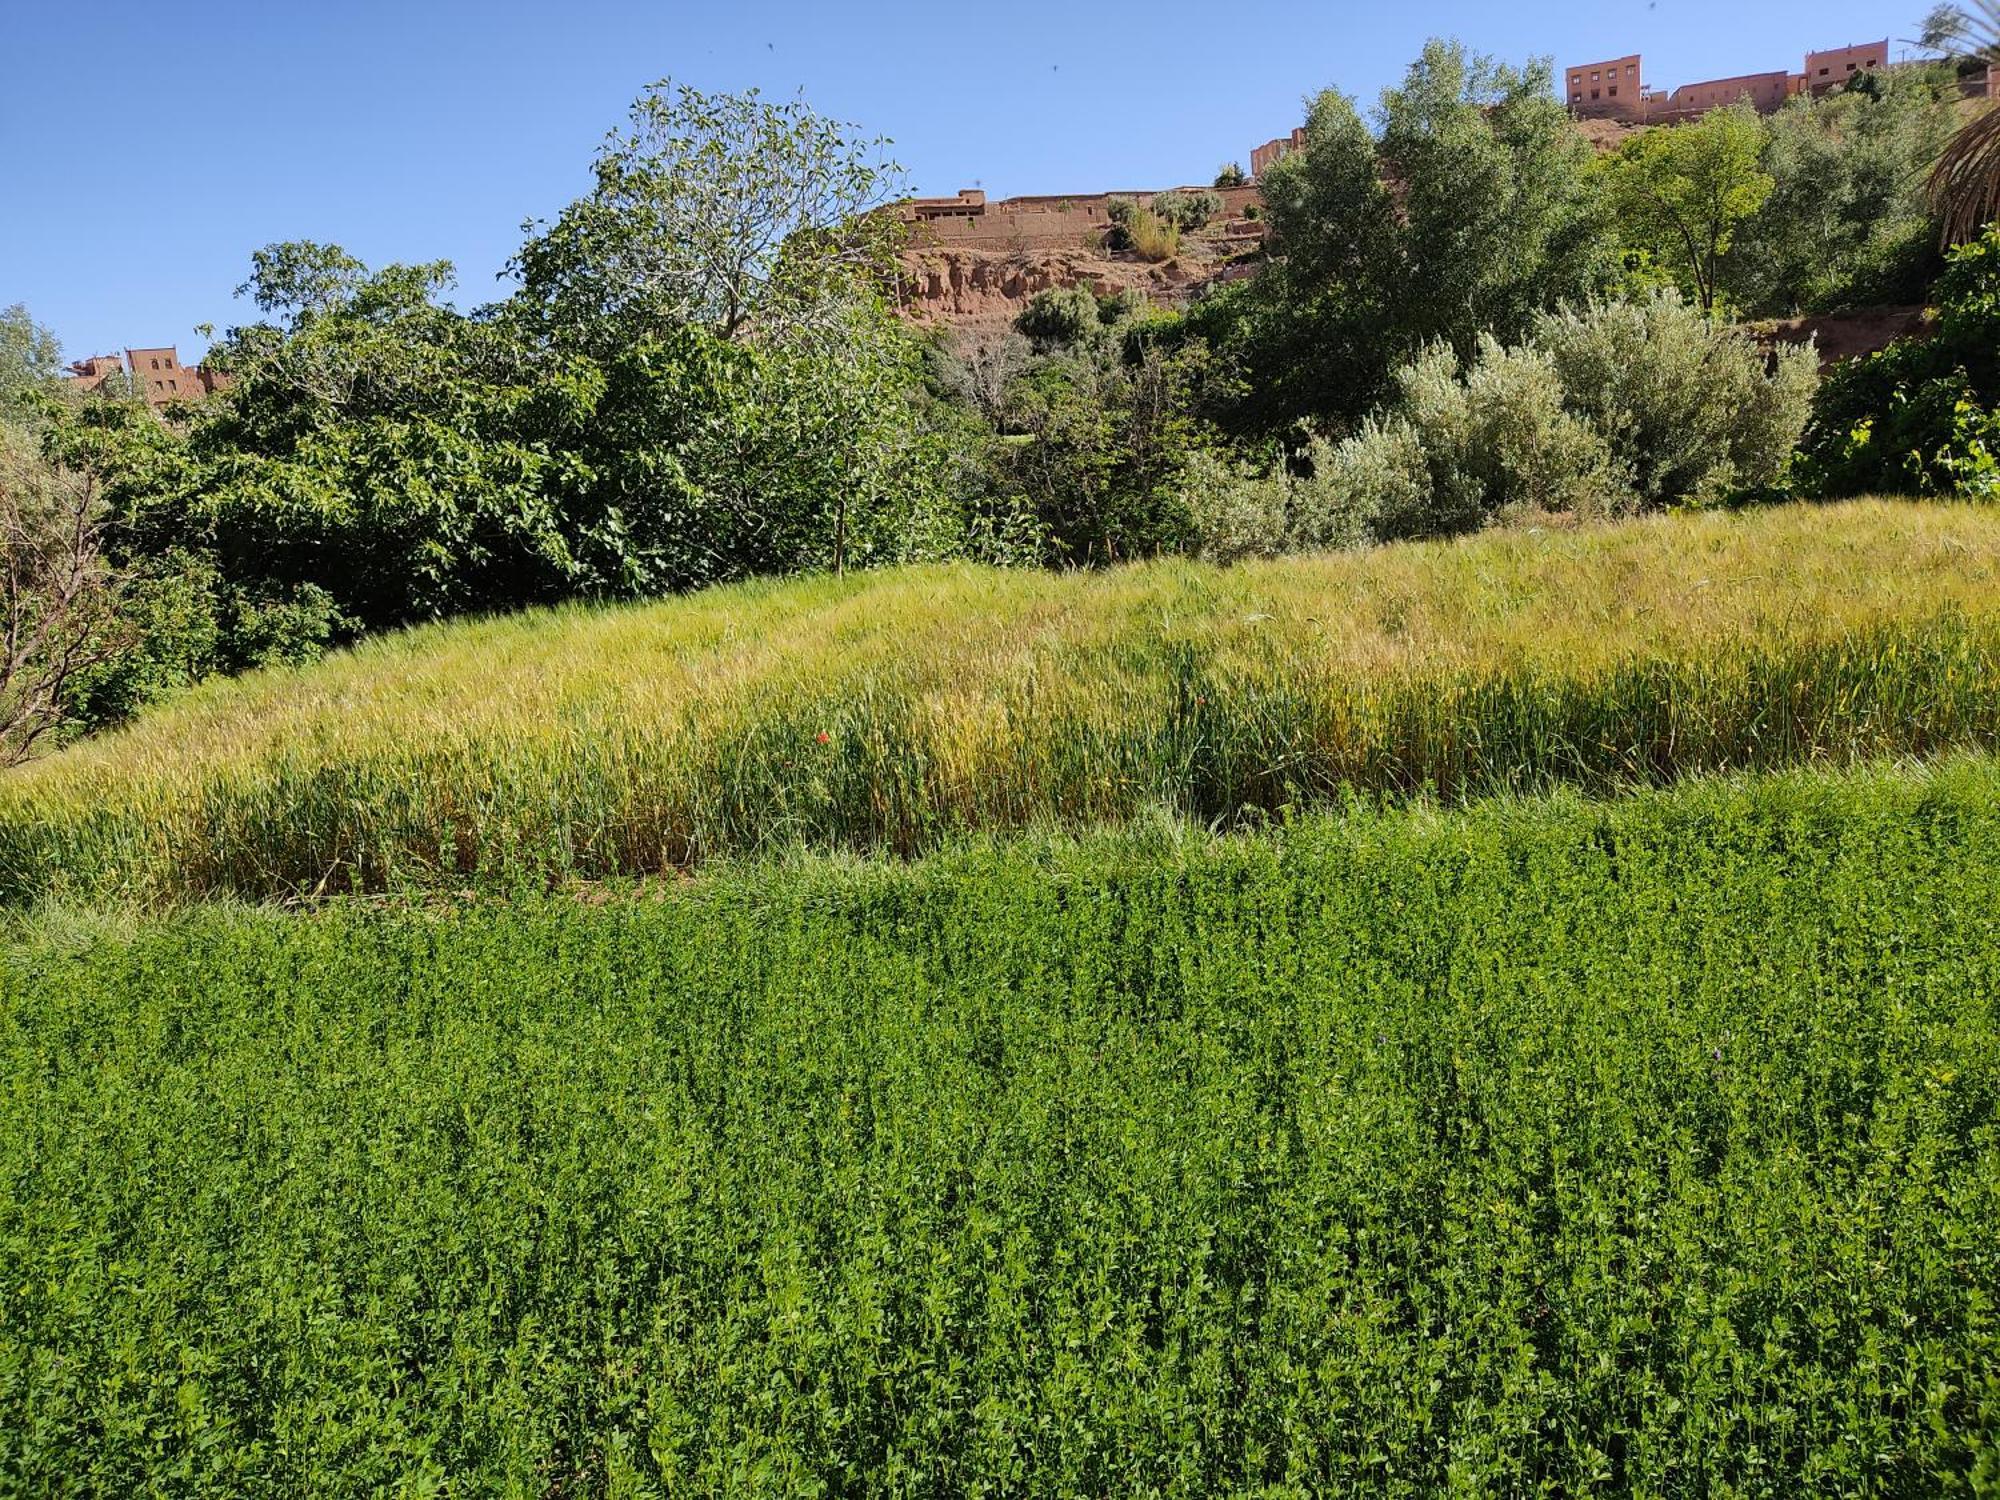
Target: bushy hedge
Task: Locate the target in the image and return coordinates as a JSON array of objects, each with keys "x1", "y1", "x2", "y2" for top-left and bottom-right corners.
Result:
[
  {"x1": 4, "y1": 755, "x2": 1999, "y2": 1493},
  {"x1": 1799, "y1": 223, "x2": 2000, "y2": 498},
  {"x1": 1188, "y1": 295, "x2": 1818, "y2": 555}
]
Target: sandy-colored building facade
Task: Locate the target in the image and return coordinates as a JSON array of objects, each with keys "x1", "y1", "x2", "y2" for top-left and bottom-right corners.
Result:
[
  {"x1": 64, "y1": 346, "x2": 225, "y2": 407},
  {"x1": 1251, "y1": 129, "x2": 1307, "y2": 179},
  {"x1": 1566, "y1": 55, "x2": 1646, "y2": 117},
  {"x1": 1565, "y1": 40, "x2": 1889, "y2": 124},
  {"x1": 898, "y1": 185, "x2": 1264, "y2": 252}
]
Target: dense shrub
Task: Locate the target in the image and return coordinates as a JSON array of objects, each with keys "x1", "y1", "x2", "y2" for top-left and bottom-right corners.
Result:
[
  {"x1": 1798, "y1": 224, "x2": 2000, "y2": 498},
  {"x1": 1328, "y1": 339, "x2": 1620, "y2": 541},
  {"x1": 1306, "y1": 296, "x2": 1817, "y2": 544},
  {"x1": 987, "y1": 342, "x2": 1207, "y2": 562},
  {"x1": 1530, "y1": 294, "x2": 1819, "y2": 506},
  {"x1": 4, "y1": 756, "x2": 1999, "y2": 1492},
  {"x1": 1150, "y1": 189, "x2": 1222, "y2": 233},
  {"x1": 1213, "y1": 162, "x2": 1246, "y2": 188},
  {"x1": 1014, "y1": 286, "x2": 1102, "y2": 348},
  {"x1": 1175, "y1": 438, "x2": 1369, "y2": 561}
]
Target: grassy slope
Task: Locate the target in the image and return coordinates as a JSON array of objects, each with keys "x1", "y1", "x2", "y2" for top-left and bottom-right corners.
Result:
[
  {"x1": 7, "y1": 498, "x2": 2000, "y2": 901},
  {"x1": 4, "y1": 756, "x2": 1997, "y2": 1493}
]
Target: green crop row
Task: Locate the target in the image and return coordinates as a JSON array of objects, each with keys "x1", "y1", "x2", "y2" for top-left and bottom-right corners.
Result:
[
  {"x1": 4, "y1": 755, "x2": 1997, "y2": 1495},
  {"x1": 6, "y1": 500, "x2": 2000, "y2": 904}
]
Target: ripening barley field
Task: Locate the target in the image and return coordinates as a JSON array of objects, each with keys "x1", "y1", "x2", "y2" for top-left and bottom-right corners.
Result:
[
  {"x1": 4, "y1": 499, "x2": 2000, "y2": 902},
  {"x1": 3, "y1": 756, "x2": 1999, "y2": 1495}
]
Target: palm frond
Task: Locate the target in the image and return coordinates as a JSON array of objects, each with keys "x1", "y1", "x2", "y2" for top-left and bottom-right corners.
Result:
[
  {"x1": 1932, "y1": 105, "x2": 2000, "y2": 242},
  {"x1": 1926, "y1": 1, "x2": 2000, "y2": 241}
]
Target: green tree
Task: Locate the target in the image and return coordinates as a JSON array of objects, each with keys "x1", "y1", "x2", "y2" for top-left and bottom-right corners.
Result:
[
  {"x1": 0, "y1": 305, "x2": 62, "y2": 413},
  {"x1": 1197, "y1": 40, "x2": 1612, "y2": 435},
  {"x1": 511, "y1": 80, "x2": 906, "y2": 353},
  {"x1": 1604, "y1": 105, "x2": 1775, "y2": 313},
  {"x1": 147, "y1": 243, "x2": 582, "y2": 635},
  {"x1": 513, "y1": 80, "x2": 943, "y2": 578},
  {"x1": 1726, "y1": 69, "x2": 1956, "y2": 313}
]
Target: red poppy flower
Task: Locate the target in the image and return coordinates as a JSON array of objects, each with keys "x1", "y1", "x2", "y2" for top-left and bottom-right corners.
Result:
[{"x1": 815, "y1": 731, "x2": 832, "y2": 745}]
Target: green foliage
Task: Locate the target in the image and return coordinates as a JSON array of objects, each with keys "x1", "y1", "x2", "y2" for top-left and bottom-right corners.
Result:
[
  {"x1": 1530, "y1": 294, "x2": 1819, "y2": 506},
  {"x1": 1798, "y1": 223, "x2": 2000, "y2": 497},
  {"x1": 509, "y1": 79, "x2": 906, "y2": 352},
  {"x1": 1310, "y1": 296, "x2": 1817, "y2": 544},
  {"x1": 1327, "y1": 339, "x2": 1619, "y2": 540},
  {"x1": 71, "y1": 76, "x2": 967, "y2": 645},
  {"x1": 1149, "y1": 189, "x2": 1221, "y2": 233},
  {"x1": 1726, "y1": 67, "x2": 1958, "y2": 313},
  {"x1": 4, "y1": 500, "x2": 1999, "y2": 902},
  {"x1": 144, "y1": 248, "x2": 590, "y2": 635},
  {"x1": 986, "y1": 342, "x2": 1208, "y2": 562},
  {"x1": 1014, "y1": 286, "x2": 1102, "y2": 348},
  {"x1": 1602, "y1": 105, "x2": 1774, "y2": 313},
  {"x1": 1213, "y1": 162, "x2": 1247, "y2": 188},
  {"x1": 5, "y1": 754, "x2": 2000, "y2": 1491},
  {"x1": 1176, "y1": 436, "x2": 1370, "y2": 561},
  {"x1": 1202, "y1": 40, "x2": 1612, "y2": 436},
  {"x1": 0, "y1": 305, "x2": 61, "y2": 415}
]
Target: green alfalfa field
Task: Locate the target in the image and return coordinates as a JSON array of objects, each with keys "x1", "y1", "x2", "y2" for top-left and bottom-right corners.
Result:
[{"x1": 3, "y1": 500, "x2": 1999, "y2": 1494}]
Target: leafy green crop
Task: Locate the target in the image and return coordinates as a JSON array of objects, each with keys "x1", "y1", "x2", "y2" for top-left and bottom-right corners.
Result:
[{"x1": 4, "y1": 755, "x2": 1997, "y2": 1494}]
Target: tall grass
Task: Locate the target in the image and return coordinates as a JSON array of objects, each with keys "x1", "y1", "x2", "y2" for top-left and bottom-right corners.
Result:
[
  {"x1": 4, "y1": 755, "x2": 1998, "y2": 1492},
  {"x1": 5, "y1": 499, "x2": 2000, "y2": 902},
  {"x1": 1125, "y1": 203, "x2": 1181, "y2": 260}
]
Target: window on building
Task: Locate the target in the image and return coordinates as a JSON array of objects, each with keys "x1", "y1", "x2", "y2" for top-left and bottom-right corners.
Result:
[
  {"x1": 1591, "y1": 70, "x2": 1600, "y2": 80},
  {"x1": 1819, "y1": 67, "x2": 1830, "y2": 75},
  {"x1": 1591, "y1": 89, "x2": 1600, "y2": 99},
  {"x1": 1608, "y1": 86, "x2": 1618, "y2": 96},
  {"x1": 150, "y1": 358, "x2": 159, "y2": 369}
]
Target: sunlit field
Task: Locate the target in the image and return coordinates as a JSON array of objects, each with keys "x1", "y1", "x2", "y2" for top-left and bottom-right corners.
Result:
[
  {"x1": 6, "y1": 499, "x2": 2000, "y2": 902},
  {"x1": 4, "y1": 755, "x2": 1997, "y2": 1492}
]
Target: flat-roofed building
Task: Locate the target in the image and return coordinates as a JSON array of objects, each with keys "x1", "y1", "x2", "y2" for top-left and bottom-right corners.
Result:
[
  {"x1": 1804, "y1": 40, "x2": 1890, "y2": 94},
  {"x1": 64, "y1": 346, "x2": 225, "y2": 407},
  {"x1": 1566, "y1": 55, "x2": 1645, "y2": 118}
]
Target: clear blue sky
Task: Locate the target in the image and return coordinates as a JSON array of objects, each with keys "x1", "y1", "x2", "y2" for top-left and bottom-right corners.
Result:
[{"x1": 4, "y1": 0, "x2": 1922, "y2": 362}]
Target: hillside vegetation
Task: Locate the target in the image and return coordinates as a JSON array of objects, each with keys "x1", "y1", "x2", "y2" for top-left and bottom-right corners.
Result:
[
  {"x1": 5, "y1": 755, "x2": 1997, "y2": 1492},
  {"x1": 5, "y1": 500, "x2": 2000, "y2": 902}
]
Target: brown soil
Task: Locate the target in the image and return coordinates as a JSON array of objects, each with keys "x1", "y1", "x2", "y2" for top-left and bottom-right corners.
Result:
[
  {"x1": 1754, "y1": 305, "x2": 1929, "y2": 367},
  {"x1": 898, "y1": 227, "x2": 1261, "y2": 331}
]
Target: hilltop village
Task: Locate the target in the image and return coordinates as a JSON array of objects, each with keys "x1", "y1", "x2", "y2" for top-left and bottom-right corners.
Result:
[{"x1": 894, "y1": 33, "x2": 1973, "y2": 328}]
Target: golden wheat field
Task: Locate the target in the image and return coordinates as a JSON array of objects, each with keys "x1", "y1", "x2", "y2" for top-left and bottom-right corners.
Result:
[{"x1": 5, "y1": 498, "x2": 2000, "y2": 900}]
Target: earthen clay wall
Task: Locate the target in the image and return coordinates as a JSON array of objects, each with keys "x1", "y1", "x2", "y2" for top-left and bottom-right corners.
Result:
[{"x1": 905, "y1": 185, "x2": 1262, "y2": 253}]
